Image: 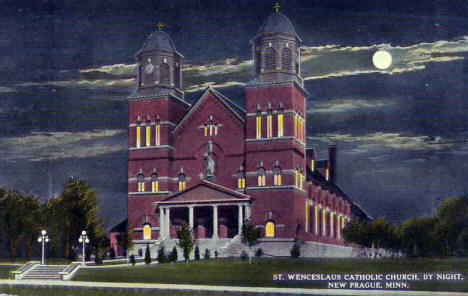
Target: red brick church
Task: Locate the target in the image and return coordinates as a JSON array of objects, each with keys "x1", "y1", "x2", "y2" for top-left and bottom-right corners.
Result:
[{"x1": 121, "y1": 10, "x2": 371, "y2": 257}]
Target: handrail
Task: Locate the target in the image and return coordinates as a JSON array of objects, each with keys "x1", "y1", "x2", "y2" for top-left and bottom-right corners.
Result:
[{"x1": 11, "y1": 261, "x2": 40, "y2": 274}]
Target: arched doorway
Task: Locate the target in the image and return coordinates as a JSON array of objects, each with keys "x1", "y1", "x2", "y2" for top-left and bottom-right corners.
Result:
[{"x1": 265, "y1": 221, "x2": 275, "y2": 238}]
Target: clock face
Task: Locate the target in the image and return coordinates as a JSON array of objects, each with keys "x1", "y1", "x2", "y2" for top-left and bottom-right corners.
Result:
[{"x1": 143, "y1": 62, "x2": 154, "y2": 75}]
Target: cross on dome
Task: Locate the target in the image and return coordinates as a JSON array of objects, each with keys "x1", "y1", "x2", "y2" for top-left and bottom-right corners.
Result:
[
  {"x1": 273, "y1": 2, "x2": 280, "y2": 13},
  {"x1": 157, "y1": 22, "x2": 164, "y2": 31}
]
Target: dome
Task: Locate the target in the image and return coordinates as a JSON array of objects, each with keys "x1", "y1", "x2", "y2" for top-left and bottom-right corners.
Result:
[
  {"x1": 256, "y1": 12, "x2": 300, "y2": 39},
  {"x1": 140, "y1": 31, "x2": 177, "y2": 52}
]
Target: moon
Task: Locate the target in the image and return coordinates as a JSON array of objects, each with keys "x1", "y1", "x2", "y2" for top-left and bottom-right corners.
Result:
[{"x1": 372, "y1": 50, "x2": 392, "y2": 70}]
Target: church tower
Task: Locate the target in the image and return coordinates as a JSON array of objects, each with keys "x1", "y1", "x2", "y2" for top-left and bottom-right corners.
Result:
[
  {"x1": 245, "y1": 8, "x2": 308, "y2": 239},
  {"x1": 127, "y1": 24, "x2": 190, "y2": 240}
]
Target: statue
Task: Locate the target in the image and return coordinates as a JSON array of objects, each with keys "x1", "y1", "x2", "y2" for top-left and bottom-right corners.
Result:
[{"x1": 204, "y1": 141, "x2": 215, "y2": 177}]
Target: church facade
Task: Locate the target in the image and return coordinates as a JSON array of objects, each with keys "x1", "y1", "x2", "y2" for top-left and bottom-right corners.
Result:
[{"x1": 126, "y1": 11, "x2": 370, "y2": 254}]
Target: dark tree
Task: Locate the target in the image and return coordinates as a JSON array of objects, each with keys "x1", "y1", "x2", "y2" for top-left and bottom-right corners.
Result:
[
  {"x1": 255, "y1": 248, "x2": 263, "y2": 257},
  {"x1": 290, "y1": 243, "x2": 301, "y2": 258},
  {"x1": 157, "y1": 245, "x2": 167, "y2": 263},
  {"x1": 169, "y1": 246, "x2": 178, "y2": 262},
  {"x1": 203, "y1": 248, "x2": 210, "y2": 260},
  {"x1": 176, "y1": 222, "x2": 195, "y2": 266},
  {"x1": 144, "y1": 243, "x2": 151, "y2": 264},
  {"x1": 129, "y1": 254, "x2": 136, "y2": 266},
  {"x1": 194, "y1": 245, "x2": 200, "y2": 260},
  {"x1": 241, "y1": 219, "x2": 263, "y2": 264}
]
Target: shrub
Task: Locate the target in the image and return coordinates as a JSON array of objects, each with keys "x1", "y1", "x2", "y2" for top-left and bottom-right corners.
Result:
[
  {"x1": 169, "y1": 246, "x2": 178, "y2": 262},
  {"x1": 214, "y1": 250, "x2": 218, "y2": 258},
  {"x1": 138, "y1": 248, "x2": 143, "y2": 257},
  {"x1": 94, "y1": 253, "x2": 103, "y2": 265},
  {"x1": 109, "y1": 248, "x2": 116, "y2": 259},
  {"x1": 240, "y1": 250, "x2": 248, "y2": 261},
  {"x1": 157, "y1": 245, "x2": 167, "y2": 263},
  {"x1": 290, "y1": 243, "x2": 301, "y2": 258},
  {"x1": 144, "y1": 244, "x2": 152, "y2": 264},
  {"x1": 255, "y1": 248, "x2": 263, "y2": 257},
  {"x1": 129, "y1": 254, "x2": 136, "y2": 266},
  {"x1": 194, "y1": 245, "x2": 200, "y2": 260},
  {"x1": 204, "y1": 248, "x2": 210, "y2": 260}
]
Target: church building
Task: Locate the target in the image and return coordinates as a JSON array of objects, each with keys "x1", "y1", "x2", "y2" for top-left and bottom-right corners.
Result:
[{"x1": 125, "y1": 9, "x2": 371, "y2": 256}]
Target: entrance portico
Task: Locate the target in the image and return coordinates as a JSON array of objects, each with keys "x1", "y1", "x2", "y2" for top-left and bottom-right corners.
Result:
[{"x1": 155, "y1": 180, "x2": 251, "y2": 240}]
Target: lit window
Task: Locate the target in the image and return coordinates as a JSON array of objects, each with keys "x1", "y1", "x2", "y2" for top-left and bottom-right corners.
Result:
[
  {"x1": 136, "y1": 125, "x2": 141, "y2": 148},
  {"x1": 265, "y1": 221, "x2": 275, "y2": 237},
  {"x1": 277, "y1": 112, "x2": 284, "y2": 138},
  {"x1": 155, "y1": 123, "x2": 160, "y2": 146},
  {"x1": 137, "y1": 174, "x2": 145, "y2": 192},
  {"x1": 146, "y1": 123, "x2": 151, "y2": 147},
  {"x1": 273, "y1": 166, "x2": 282, "y2": 186},
  {"x1": 178, "y1": 174, "x2": 186, "y2": 191},
  {"x1": 266, "y1": 111, "x2": 273, "y2": 138},
  {"x1": 237, "y1": 171, "x2": 246, "y2": 189},
  {"x1": 256, "y1": 113, "x2": 262, "y2": 139},
  {"x1": 294, "y1": 114, "x2": 298, "y2": 138},
  {"x1": 143, "y1": 224, "x2": 151, "y2": 240},
  {"x1": 257, "y1": 167, "x2": 266, "y2": 186},
  {"x1": 151, "y1": 173, "x2": 159, "y2": 193},
  {"x1": 204, "y1": 119, "x2": 218, "y2": 136}
]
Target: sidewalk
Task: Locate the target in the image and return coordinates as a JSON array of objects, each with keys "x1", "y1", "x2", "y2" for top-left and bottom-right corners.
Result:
[{"x1": 0, "y1": 280, "x2": 467, "y2": 296}]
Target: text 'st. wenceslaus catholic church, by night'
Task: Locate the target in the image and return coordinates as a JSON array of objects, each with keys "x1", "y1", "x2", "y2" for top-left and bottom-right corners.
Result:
[{"x1": 117, "y1": 9, "x2": 371, "y2": 257}]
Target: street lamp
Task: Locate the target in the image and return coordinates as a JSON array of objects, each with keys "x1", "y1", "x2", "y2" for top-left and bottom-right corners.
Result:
[
  {"x1": 37, "y1": 230, "x2": 49, "y2": 265},
  {"x1": 78, "y1": 230, "x2": 90, "y2": 264}
]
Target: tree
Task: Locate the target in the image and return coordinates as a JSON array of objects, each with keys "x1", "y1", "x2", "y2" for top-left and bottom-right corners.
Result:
[
  {"x1": 157, "y1": 245, "x2": 167, "y2": 263},
  {"x1": 129, "y1": 254, "x2": 136, "y2": 266},
  {"x1": 144, "y1": 243, "x2": 151, "y2": 264},
  {"x1": 176, "y1": 222, "x2": 195, "y2": 266},
  {"x1": 401, "y1": 218, "x2": 439, "y2": 257},
  {"x1": 203, "y1": 248, "x2": 210, "y2": 260},
  {"x1": 109, "y1": 248, "x2": 116, "y2": 259},
  {"x1": 118, "y1": 229, "x2": 134, "y2": 257},
  {"x1": 435, "y1": 196, "x2": 468, "y2": 256},
  {"x1": 241, "y1": 219, "x2": 263, "y2": 264},
  {"x1": 169, "y1": 246, "x2": 178, "y2": 262},
  {"x1": 194, "y1": 245, "x2": 200, "y2": 260},
  {"x1": 255, "y1": 248, "x2": 263, "y2": 257},
  {"x1": 290, "y1": 242, "x2": 301, "y2": 258}
]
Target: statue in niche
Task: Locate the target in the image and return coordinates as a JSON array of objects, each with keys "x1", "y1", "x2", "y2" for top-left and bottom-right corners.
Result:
[{"x1": 204, "y1": 141, "x2": 215, "y2": 178}]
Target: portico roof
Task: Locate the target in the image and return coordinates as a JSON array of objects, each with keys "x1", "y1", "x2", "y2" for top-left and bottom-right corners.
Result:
[{"x1": 155, "y1": 180, "x2": 251, "y2": 206}]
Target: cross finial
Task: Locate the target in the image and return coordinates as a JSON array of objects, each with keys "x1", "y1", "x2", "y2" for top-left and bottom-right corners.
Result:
[
  {"x1": 157, "y1": 22, "x2": 164, "y2": 31},
  {"x1": 274, "y1": 2, "x2": 280, "y2": 13}
]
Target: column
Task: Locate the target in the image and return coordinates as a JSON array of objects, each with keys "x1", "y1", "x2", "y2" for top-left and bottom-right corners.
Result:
[
  {"x1": 212, "y1": 205, "x2": 218, "y2": 239},
  {"x1": 245, "y1": 204, "x2": 251, "y2": 221},
  {"x1": 165, "y1": 208, "x2": 171, "y2": 239},
  {"x1": 238, "y1": 204, "x2": 243, "y2": 235},
  {"x1": 159, "y1": 207, "x2": 164, "y2": 240},
  {"x1": 189, "y1": 206, "x2": 194, "y2": 231}
]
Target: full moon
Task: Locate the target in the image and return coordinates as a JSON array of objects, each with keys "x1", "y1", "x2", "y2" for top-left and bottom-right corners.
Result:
[{"x1": 372, "y1": 50, "x2": 392, "y2": 70}]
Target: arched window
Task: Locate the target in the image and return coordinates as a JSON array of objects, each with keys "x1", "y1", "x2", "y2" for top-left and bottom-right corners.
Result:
[
  {"x1": 178, "y1": 173, "x2": 186, "y2": 191},
  {"x1": 282, "y1": 47, "x2": 292, "y2": 70},
  {"x1": 145, "y1": 121, "x2": 151, "y2": 147},
  {"x1": 155, "y1": 121, "x2": 161, "y2": 146},
  {"x1": 137, "y1": 173, "x2": 145, "y2": 192},
  {"x1": 295, "y1": 165, "x2": 304, "y2": 190},
  {"x1": 257, "y1": 167, "x2": 266, "y2": 187},
  {"x1": 273, "y1": 166, "x2": 282, "y2": 186},
  {"x1": 256, "y1": 110, "x2": 262, "y2": 139},
  {"x1": 265, "y1": 221, "x2": 275, "y2": 237},
  {"x1": 264, "y1": 47, "x2": 276, "y2": 71},
  {"x1": 277, "y1": 108, "x2": 284, "y2": 138},
  {"x1": 160, "y1": 63, "x2": 170, "y2": 85},
  {"x1": 266, "y1": 109, "x2": 273, "y2": 138},
  {"x1": 143, "y1": 224, "x2": 152, "y2": 240},
  {"x1": 151, "y1": 173, "x2": 159, "y2": 193},
  {"x1": 237, "y1": 170, "x2": 246, "y2": 189},
  {"x1": 136, "y1": 123, "x2": 141, "y2": 148}
]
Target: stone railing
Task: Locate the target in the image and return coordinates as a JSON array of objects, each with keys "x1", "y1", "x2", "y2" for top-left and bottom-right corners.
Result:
[
  {"x1": 10, "y1": 261, "x2": 40, "y2": 279},
  {"x1": 58, "y1": 262, "x2": 82, "y2": 280}
]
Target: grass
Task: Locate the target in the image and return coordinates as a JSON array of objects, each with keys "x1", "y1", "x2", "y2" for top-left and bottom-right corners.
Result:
[
  {"x1": 0, "y1": 265, "x2": 18, "y2": 279},
  {"x1": 73, "y1": 257, "x2": 468, "y2": 292}
]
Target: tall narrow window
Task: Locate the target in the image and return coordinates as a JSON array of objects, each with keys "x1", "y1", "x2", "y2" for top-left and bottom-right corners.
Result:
[
  {"x1": 266, "y1": 111, "x2": 273, "y2": 138},
  {"x1": 265, "y1": 221, "x2": 275, "y2": 237},
  {"x1": 294, "y1": 114, "x2": 298, "y2": 138},
  {"x1": 273, "y1": 166, "x2": 282, "y2": 186},
  {"x1": 277, "y1": 111, "x2": 284, "y2": 138},
  {"x1": 178, "y1": 173, "x2": 186, "y2": 191},
  {"x1": 155, "y1": 123, "x2": 160, "y2": 146},
  {"x1": 204, "y1": 118, "x2": 218, "y2": 136},
  {"x1": 137, "y1": 174, "x2": 145, "y2": 192},
  {"x1": 151, "y1": 173, "x2": 159, "y2": 193},
  {"x1": 282, "y1": 47, "x2": 292, "y2": 70},
  {"x1": 257, "y1": 167, "x2": 266, "y2": 186},
  {"x1": 264, "y1": 47, "x2": 276, "y2": 71},
  {"x1": 237, "y1": 171, "x2": 246, "y2": 189},
  {"x1": 143, "y1": 224, "x2": 151, "y2": 240},
  {"x1": 145, "y1": 122, "x2": 151, "y2": 147},
  {"x1": 136, "y1": 124, "x2": 141, "y2": 148},
  {"x1": 256, "y1": 112, "x2": 262, "y2": 139},
  {"x1": 160, "y1": 63, "x2": 170, "y2": 85},
  {"x1": 295, "y1": 167, "x2": 299, "y2": 188}
]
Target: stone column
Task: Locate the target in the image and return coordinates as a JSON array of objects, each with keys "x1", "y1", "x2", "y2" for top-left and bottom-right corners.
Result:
[
  {"x1": 159, "y1": 207, "x2": 164, "y2": 240},
  {"x1": 238, "y1": 204, "x2": 243, "y2": 235},
  {"x1": 245, "y1": 204, "x2": 251, "y2": 221},
  {"x1": 165, "y1": 208, "x2": 171, "y2": 239},
  {"x1": 189, "y1": 206, "x2": 194, "y2": 231},
  {"x1": 212, "y1": 205, "x2": 218, "y2": 239}
]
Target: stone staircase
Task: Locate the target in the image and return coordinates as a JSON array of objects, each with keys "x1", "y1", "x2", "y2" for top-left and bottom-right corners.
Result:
[{"x1": 21, "y1": 264, "x2": 67, "y2": 280}]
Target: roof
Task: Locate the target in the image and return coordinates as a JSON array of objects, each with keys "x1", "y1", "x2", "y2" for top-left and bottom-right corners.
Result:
[
  {"x1": 110, "y1": 219, "x2": 127, "y2": 233},
  {"x1": 172, "y1": 87, "x2": 245, "y2": 134},
  {"x1": 255, "y1": 12, "x2": 301, "y2": 41},
  {"x1": 139, "y1": 31, "x2": 177, "y2": 52},
  {"x1": 156, "y1": 180, "x2": 250, "y2": 205}
]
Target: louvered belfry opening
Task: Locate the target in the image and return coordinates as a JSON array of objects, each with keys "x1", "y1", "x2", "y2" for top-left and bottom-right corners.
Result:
[
  {"x1": 282, "y1": 47, "x2": 292, "y2": 71},
  {"x1": 160, "y1": 63, "x2": 170, "y2": 85},
  {"x1": 255, "y1": 50, "x2": 262, "y2": 73},
  {"x1": 264, "y1": 47, "x2": 276, "y2": 71}
]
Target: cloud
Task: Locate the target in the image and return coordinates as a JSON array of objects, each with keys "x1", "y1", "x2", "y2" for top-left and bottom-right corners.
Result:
[
  {"x1": 0, "y1": 129, "x2": 126, "y2": 161},
  {"x1": 79, "y1": 63, "x2": 136, "y2": 77},
  {"x1": 0, "y1": 86, "x2": 16, "y2": 93},
  {"x1": 16, "y1": 79, "x2": 135, "y2": 89},
  {"x1": 309, "y1": 132, "x2": 457, "y2": 152},
  {"x1": 185, "y1": 81, "x2": 245, "y2": 93},
  {"x1": 309, "y1": 99, "x2": 396, "y2": 114}
]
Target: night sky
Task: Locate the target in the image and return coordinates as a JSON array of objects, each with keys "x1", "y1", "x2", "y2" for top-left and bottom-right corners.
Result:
[{"x1": 1, "y1": 0, "x2": 468, "y2": 229}]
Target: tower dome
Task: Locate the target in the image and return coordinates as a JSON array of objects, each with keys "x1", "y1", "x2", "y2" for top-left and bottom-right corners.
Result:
[
  {"x1": 140, "y1": 31, "x2": 177, "y2": 52},
  {"x1": 256, "y1": 12, "x2": 300, "y2": 41}
]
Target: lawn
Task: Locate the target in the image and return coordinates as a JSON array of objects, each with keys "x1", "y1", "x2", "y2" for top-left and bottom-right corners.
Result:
[
  {"x1": 0, "y1": 265, "x2": 19, "y2": 279},
  {"x1": 73, "y1": 257, "x2": 468, "y2": 292}
]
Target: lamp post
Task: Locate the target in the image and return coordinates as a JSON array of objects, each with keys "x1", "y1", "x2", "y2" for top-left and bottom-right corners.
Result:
[
  {"x1": 37, "y1": 230, "x2": 49, "y2": 265},
  {"x1": 78, "y1": 230, "x2": 90, "y2": 264}
]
